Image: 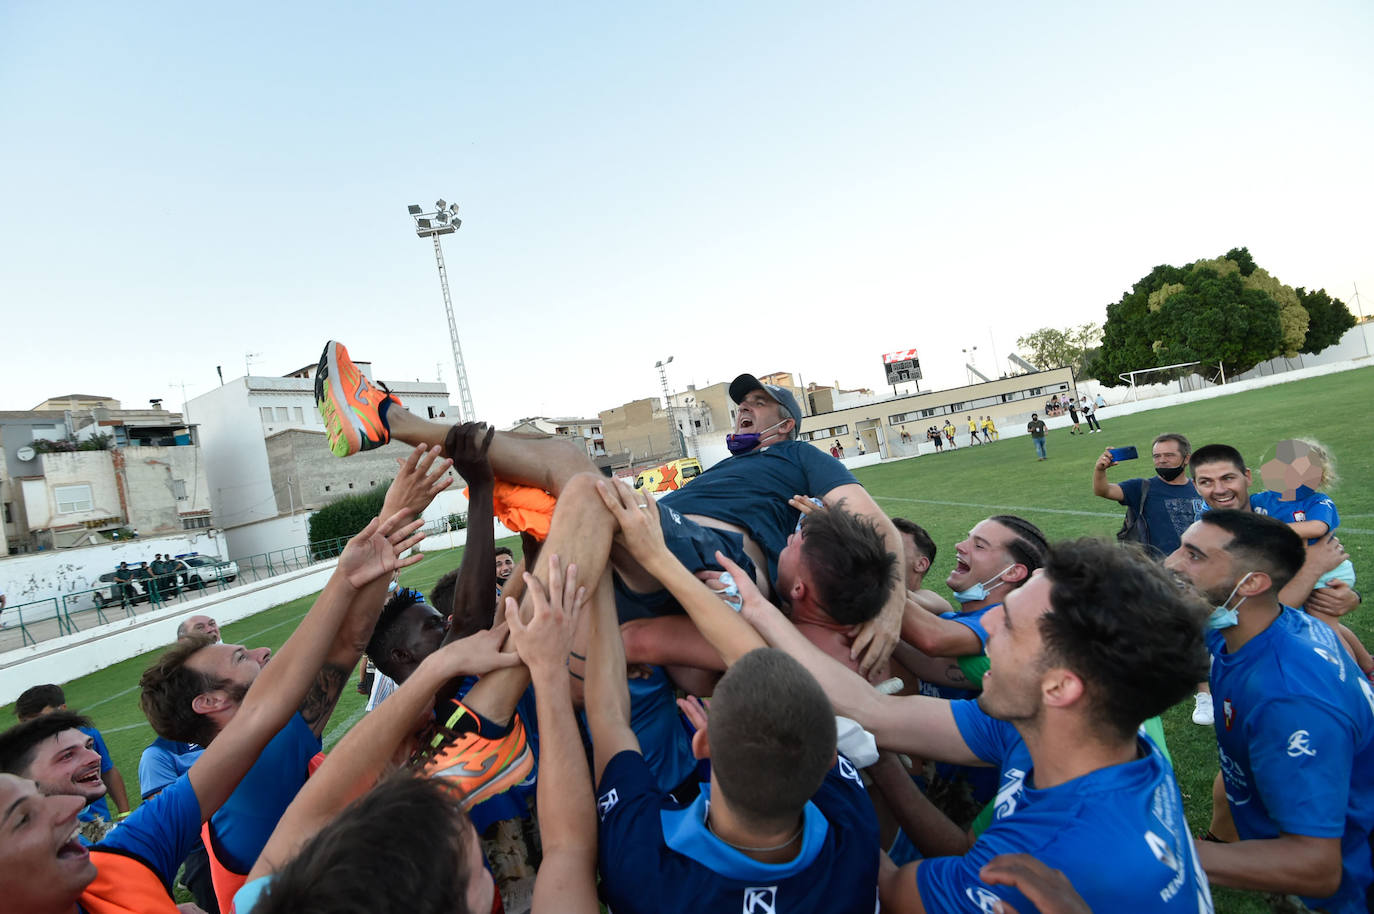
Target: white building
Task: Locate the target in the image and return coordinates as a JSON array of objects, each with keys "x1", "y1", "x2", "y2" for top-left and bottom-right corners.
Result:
[{"x1": 187, "y1": 361, "x2": 458, "y2": 559}]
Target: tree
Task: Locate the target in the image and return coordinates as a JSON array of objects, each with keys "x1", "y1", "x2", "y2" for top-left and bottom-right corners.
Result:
[
  {"x1": 1016, "y1": 322, "x2": 1102, "y2": 377},
  {"x1": 1296, "y1": 286, "x2": 1357, "y2": 354},
  {"x1": 1095, "y1": 248, "x2": 1336, "y2": 386},
  {"x1": 307, "y1": 483, "x2": 391, "y2": 559}
]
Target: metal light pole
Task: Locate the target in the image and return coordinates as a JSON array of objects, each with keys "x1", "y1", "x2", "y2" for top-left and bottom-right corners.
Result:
[
  {"x1": 655, "y1": 357, "x2": 678, "y2": 459},
  {"x1": 408, "y1": 200, "x2": 475, "y2": 422}
]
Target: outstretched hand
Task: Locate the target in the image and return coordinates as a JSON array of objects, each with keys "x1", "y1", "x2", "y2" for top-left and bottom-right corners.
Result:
[
  {"x1": 337, "y1": 510, "x2": 427, "y2": 590},
  {"x1": 443, "y1": 422, "x2": 495, "y2": 487},
  {"x1": 596, "y1": 479, "x2": 669, "y2": 567},
  {"x1": 979, "y1": 854, "x2": 1091, "y2": 914},
  {"x1": 506, "y1": 554, "x2": 588, "y2": 678},
  {"x1": 383, "y1": 444, "x2": 455, "y2": 519},
  {"x1": 1094, "y1": 449, "x2": 1116, "y2": 471},
  {"x1": 848, "y1": 605, "x2": 900, "y2": 681},
  {"x1": 423, "y1": 621, "x2": 521, "y2": 679}
]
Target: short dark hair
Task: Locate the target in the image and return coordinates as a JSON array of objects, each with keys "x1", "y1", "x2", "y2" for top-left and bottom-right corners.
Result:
[
  {"x1": 365, "y1": 588, "x2": 429, "y2": 679},
  {"x1": 1039, "y1": 539, "x2": 1209, "y2": 741},
  {"x1": 429, "y1": 569, "x2": 459, "y2": 618},
  {"x1": 892, "y1": 517, "x2": 937, "y2": 567},
  {"x1": 1197, "y1": 510, "x2": 1306, "y2": 592},
  {"x1": 494, "y1": 546, "x2": 513, "y2": 560},
  {"x1": 1152, "y1": 433, "x2": 1192, "y2": 459},
  {"x1": 0, "y1": 710, "x2": 94, "y2": 776},
  {"x1": 139, "y1": 634, "x2": 228, "y2": 746},
  {"x1": 251, "y1": 775, "x2": 475, "y2": 914},
  {"x1": 988, "y1": 515, "x2": 1049, "y2": 581},
  {"x1": 800, "y1": 502, "x2": 897, "y2": 626},
  {"x1": 1190, "y1": 443, "x2": 1247, "y2": 476},
  {"x1": 709, "y1": 649, "x2": 836, "y2": 826},
  {"x1": 15, "y1": 684, "x2": 66, "y2": 721}
]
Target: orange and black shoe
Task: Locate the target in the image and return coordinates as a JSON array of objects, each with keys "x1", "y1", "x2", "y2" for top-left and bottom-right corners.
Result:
[
  {"x1": 315, "y1": 340, "x2": 401, "y2": 457},
  {"x1": 409, "y1": 701, "x2": 533, "y2": 811}
]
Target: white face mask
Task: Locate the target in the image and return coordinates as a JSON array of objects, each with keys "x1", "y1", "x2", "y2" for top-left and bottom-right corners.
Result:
[
  {"x1": 953, "y1": 564, "x2": 1015, "y2": 604},
  {"x1": 1207, "y1": 572, "x2": 1254, "y2": 630}
]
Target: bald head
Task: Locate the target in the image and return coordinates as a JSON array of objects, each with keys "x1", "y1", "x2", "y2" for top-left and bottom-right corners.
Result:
[{"x1": 176, "y1": 615, "x2": 220, "y2": 642}]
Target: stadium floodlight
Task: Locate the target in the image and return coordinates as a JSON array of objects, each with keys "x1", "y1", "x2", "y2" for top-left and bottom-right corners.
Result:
[{"x1": 408, "y1": 199, "x2": 474, "y2": 422}]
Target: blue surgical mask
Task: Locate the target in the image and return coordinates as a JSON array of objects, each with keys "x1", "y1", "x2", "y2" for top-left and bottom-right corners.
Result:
[
  {"x1": 953, "y1": 564, "x2": 1015, "y2": 604},
  {"x1": 725, "y1": 419, "x2": 788, "y2": 455},
  {"x1": 1207, "y1": 572, "x2": 1253, "y2": 631}
]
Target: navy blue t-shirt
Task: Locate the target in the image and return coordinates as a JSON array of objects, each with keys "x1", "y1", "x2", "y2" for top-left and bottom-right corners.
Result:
[
  {"x1": 596, "y1": 749, "x2": 879, "y2": 914},
  {"x1": 1209, "y1": 607, "x2": 1374, "y2": 914},
  {"x1": 915, "y1": 701, "x2": 1214, "y2": 913},
  {"x1": 1116, "y1": 478, "x2": 1206, "y2": 558},
  {"x1": 662, "y1": 441, "x2": 856, "y2": 582}
]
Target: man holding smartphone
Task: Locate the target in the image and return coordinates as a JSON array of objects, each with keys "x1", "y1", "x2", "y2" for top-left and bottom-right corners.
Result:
[{"x1": 1092, "y1": 433, "x2": 1206, "y2": 559}]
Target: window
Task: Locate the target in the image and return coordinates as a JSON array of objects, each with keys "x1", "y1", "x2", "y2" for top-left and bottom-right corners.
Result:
[
  {"x1": 172, "y1": 479, "x2": 188, "y2": 500},
  {"x1": 55, "y1": 484, "x2": 94, "y2": 514},
  {"x1": 293, "y1": 406, "x2": 304, "y2": 422},
  {"x1": 276, "y1": 407, "x2": 289, "y2": 421},
  {"x1": 2, "y1": 502, "x2": 11, "y2": 523},
  {"x1": 260, "y1": 407, "x2": 274, "y2": 423},
  {"x1": 325, "y1": 485, "x2": 331, "y2": 492},
  {"x1": 182, "y1": 515, "x2": 213, "y2": 530},
  {"x1": 348, "y1": 482, "x2": 354, "y2": 489}
]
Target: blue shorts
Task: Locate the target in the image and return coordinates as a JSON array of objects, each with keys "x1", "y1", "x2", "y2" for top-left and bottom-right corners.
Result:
[{"x1": 613, "y1": 500, "x2": 758, "y2": 622}]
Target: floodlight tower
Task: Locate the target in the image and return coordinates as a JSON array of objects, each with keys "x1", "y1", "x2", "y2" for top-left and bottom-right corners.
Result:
[
  {"x1": 655, "y1": 356, "x2": 679, "y2": 458},
  {"x1": 408, "y1": 199, "x2": 475, "y2": 422}
]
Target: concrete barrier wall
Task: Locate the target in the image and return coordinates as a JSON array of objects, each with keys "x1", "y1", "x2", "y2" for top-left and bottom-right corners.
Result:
[{"x1": 0, "y1": 560, "x2": 337, "y2": 705}]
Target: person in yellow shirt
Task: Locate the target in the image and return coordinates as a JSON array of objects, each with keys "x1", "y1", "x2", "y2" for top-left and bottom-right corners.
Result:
[
  {"x1": 967, "y1": 415, "x2": 982, "y2": 445},
  {"x1": 982, "y1": 416, "x2": 998, "y2": 441}
]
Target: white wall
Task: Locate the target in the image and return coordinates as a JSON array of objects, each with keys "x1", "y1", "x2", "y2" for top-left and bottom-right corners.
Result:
[
  {"x1": 0, "y1": 530, "x2": 226, "y2": 617},
  {"x1": 30, "y1": 451, "x2": 121, "y2": 530},
  {"x1": 0, "y1": 561, "x2": 335, "y2": 705}
]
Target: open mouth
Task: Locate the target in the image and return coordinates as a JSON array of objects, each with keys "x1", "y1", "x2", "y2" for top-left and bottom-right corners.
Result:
[
  {"x1": 75, "y1": 767, "x2": 102, "y2": 788},
  {"x1": 738, "y1": 415, "x2": 755, "y2": 431},
  {"x1": 57, "y1": 826, "x2": 88, "y2": 861},
  {"x1": 953, "y1": 558, "x2": 971, "y2": 575}
]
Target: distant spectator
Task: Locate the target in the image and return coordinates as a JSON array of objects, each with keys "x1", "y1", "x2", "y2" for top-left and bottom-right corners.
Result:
[
  {"x1": 0, "y1": 585, "x2": 7, "y2": 629},
  {"x1": 113, "y1": 561, "x2": 135, "y2": 606},
  {"x1": 1080, "y1": 396, "x2": 1101, "y2": 433},
  {"x1": 177, "y1": 614, "x2": 221, "y2": 642},
  {"x1": 1027, "y1": 413, "x2": 1048, "y2": 461}
]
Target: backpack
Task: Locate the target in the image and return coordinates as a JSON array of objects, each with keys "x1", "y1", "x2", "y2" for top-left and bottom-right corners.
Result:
[{"x1": 1117, "y1": 479, "x2": 1152, "y2": 546}]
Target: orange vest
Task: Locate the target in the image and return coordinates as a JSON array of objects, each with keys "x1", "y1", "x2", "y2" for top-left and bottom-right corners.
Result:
[{"x1": 80, "y1": 847, "x2": 180, "y2": 914}]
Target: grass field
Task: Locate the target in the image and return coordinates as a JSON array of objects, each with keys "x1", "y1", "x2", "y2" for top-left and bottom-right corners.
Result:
[{"x1": 5, "y1": 366, "x2": 1372, "y2": 913}]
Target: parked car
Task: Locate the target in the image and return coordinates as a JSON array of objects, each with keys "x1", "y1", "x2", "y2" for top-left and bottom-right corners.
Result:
[
  {"x1": 174, "y1": 553, "x2": 239, "y2": 587},
  {"x1": 93, "y1": 564, "x2": 154, "y2": 609}
]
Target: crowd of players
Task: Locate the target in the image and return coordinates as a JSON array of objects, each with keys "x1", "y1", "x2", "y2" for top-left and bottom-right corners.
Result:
[{"x1": 1, "y1": 339, "x2": 1370, "y2": 914}]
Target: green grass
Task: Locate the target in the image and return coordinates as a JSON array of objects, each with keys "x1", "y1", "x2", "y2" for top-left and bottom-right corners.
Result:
[{"x1": 4, "y1": 366, "x2": 1372, "y2": 913}]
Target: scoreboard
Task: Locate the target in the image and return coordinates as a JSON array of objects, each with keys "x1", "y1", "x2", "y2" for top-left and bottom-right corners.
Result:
[{"x1": 882, "y1": 348, "x2": 922, "y2": 385}]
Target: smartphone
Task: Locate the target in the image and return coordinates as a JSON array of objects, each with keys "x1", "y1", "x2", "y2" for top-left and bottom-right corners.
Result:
[{"x1": 1108, "y1": 446, "x2": 1138, "y2": 462}]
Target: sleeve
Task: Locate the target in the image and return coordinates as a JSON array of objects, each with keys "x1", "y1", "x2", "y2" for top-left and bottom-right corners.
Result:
[
  {"x1": 945, "y1": 609, "x2": 991, "y2": 650},
  {"x1": 1244, "y1": 698, "x2": 1353, "y2": 838},
  {"x1": 595, "y1": 750, "x2": 671, "y2": 910},
  {"x1": 1117, "y1": 477, "x2": 1142, "y2": 509},
  {"x1": 137, "y1": 746, "x2": 179, "y2": 800},
  {"x1": 915, "y1": 816, "x2": 1049, "y2": 914},
  {"x1": 97, "y1": 772, "x2": 203, "y2": 887},
  {"x1": 88, "y1": 728, "x2": 114, "y2": 774},
  {"x1": 813, "y1": 755, "x2": 881, "y2": 842},
  {"x1": 949, "y1": 700, "x2": 1015, "y2": 767},
  {"x1": 794, "y1": 444, "x2": 859, "y2": 496},
  {"x1": 1304, "y1": 496, "x2": 1339, "y2": 531}
]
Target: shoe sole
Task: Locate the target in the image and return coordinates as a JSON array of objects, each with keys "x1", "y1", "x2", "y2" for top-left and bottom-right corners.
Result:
[
  {"x1": 316, "y1": 341, "x2": 389, "y2": 457},
  {"x1": 417, "y1": 715, "x2": 534, "y2": 811}
]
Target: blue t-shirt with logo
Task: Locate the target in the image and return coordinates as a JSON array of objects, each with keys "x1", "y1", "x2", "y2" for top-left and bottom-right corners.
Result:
[
  {"x1": 1208, "y1": 607, "x2": 1374, "y2": 914},
  {"x1": 1116, "y1": 477, "x2": 1206, "y2": 558},
  {"x1": 916, "y1": 701, "x2": 1213, "y2": 913},
  {"x1": 138, "y1": 737, "x2": 203, "y2": 800},
  {"x1": 1249, "y1": 486, "x2": 1339, "y2": 543},
  {"x1": 95, "y1": 771, "x2": 203, "y2": 890},
  {"x1": 662, "y1": 440, "x2": 856, "y2": 583},
  {"x1": 596, "y1": 749, "x2": 878, "y2": 914}
]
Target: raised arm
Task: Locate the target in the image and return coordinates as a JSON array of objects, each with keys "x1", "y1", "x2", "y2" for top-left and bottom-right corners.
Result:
[
  {"x1": 596, "y1": 479, "x2": 766, "y2": 667},
  {"x1": 188, "y1": 512, "x2": 426, "y2": 820},
  {"x1": 900, "y1": 596, "x2": 983, "y2": 658},
  {"x1": 245, "y1": 624, "x2": 518, "y2": 882},
  {"x1": 505, "y1": 556, "x2": 600, "y2": 914},
  {"x1": 300, "y1": 444, "x2": 454, "y2": 738},
  {"x1": 1092, "y1": 450, "x2": 1125, "y2": 502},
  {"x1": 583, "y1": 557, "x2": 641, "y2": 783}
]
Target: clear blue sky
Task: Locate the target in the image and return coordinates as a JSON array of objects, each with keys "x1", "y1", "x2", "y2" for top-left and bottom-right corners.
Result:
[{"x1": 3, "y1": 1, "x2": 1370, "y2": 426}]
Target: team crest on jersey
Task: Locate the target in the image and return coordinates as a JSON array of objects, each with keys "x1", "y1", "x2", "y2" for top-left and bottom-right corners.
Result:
[
  {"x1": 1286, "y1": 730, "x2": 1316, "y2": 758},
  {"x1": 837, "y1": 756, "x2": 862, "y2": 787},
  {"x1": 993, "y1": 767, "x2": 1027, "y2": 819},
  {"x1": 1312, "y1": 646, "x2": 1346, "y2": 681},
  {"x1": 964, "y1": 886, "x2": 1002, "y2": 913},
  {"x1": 1292, "y1": 511, "x2": 1306, "y2": 522},
  {"x1": 1222, "y1": 698, "x2": 1234, "y2": 730},
  {"x1": 597, "y1": 788, "x2": 619, "y2": 820},
  {"x1": 742, "y1": 885, "x2": 777, "y2": 914}
]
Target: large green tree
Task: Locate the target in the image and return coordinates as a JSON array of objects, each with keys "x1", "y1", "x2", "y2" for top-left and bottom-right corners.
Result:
[
  {"x1": 1095, "y1": 248, "x2": 1351, "y2": 386},
  {"x1": 1015, "y1": 322, "x2": 1102, "y2": 376}
]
